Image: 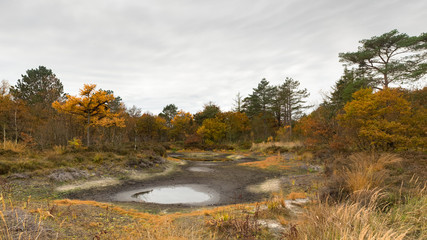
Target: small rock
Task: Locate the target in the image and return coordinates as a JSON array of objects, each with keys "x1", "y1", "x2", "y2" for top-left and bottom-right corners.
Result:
[
  {"x1": 48, "y1": 168, "x2": 90, "y2": 182},
  {"x1": 285, "y1": 198, "x2": 310, "y2": 214},
  {"x1": 257, "y1": 219, "x2": 286, "y2": 234},
  {"x1": 48, "y1": 172, "x2": 74, "y2": 182}
]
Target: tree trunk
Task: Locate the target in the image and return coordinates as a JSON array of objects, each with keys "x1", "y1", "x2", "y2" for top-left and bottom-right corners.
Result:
[
  {"x1": 384, "y1": 73, "x2": 389, "y2": 89},
  {"x1": 87, "y1": 114, "x2": 90, "y2": 146},
  {"x1": 14, "y1": 109, "x2": 18, "y2": 144}
]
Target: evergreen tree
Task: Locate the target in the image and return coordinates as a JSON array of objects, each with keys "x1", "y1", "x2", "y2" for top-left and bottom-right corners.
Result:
[
  {"x1": 242, "y1": 78, "x2": 275, "y2": 118},
  {"x1": 325, "y1": 68, "x2": 371, "y2": 116},
  {"x1": 159, "y1": 104, "x2": 178, "y2": 125},
  {"x1": 194, "y1": 102, "x2": 221, "y2": 125},
  {"x1": 11, "y1": 66, "x2": 64, "y2": 107},
  {"x1": 339, "y1": 29, "x2": 427, "y2": 89},
  {"x1": 277, "y1": 77, "x2": 311, "y2": 136}
]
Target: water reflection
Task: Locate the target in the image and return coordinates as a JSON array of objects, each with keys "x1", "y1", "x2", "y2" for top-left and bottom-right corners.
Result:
[
  {"x1": 133, "y1": 186, "x2": 211, "y2": 204},
  {"x1": 114, "y1": 184, "x2": 219, "y2": 205}
]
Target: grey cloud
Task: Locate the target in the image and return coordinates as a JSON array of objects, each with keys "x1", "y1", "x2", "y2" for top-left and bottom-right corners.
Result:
[{"x1": 1, "y1": 0, "x2": 426, "y2": 114}]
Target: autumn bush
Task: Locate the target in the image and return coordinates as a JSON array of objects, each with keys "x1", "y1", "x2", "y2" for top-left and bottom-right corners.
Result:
[
  {"x1": 183, "y1": 133, "x2": 205, "y2": 149},
  {"x1": 338, "y1": 88, "x2": 426, "y2": 151},
  {"x1": 139, "y1": 143, "x2": 167, "y2": 156},
  {"x1": 67, "y1": 137, "x2": 86, "y2": 152},
  {"x1": 197, "y1": 118, "x2": 227, "y2": 145},
  {"x1": 294, "y1": 106, "x2": 335, "y2": 149}
]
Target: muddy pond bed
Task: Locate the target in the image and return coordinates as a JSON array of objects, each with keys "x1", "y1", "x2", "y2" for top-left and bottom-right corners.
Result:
[{"x1": 62, "y1": 152, "x2": 307, "y2": 209}]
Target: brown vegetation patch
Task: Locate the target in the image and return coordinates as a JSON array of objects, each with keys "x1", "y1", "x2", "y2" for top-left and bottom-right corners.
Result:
[
  {"x1": 286, "y1": 192, "x2": 307, "y2": 200},
  {"x1": 250, "y1": 141, "x2": 302, "y2": 153},
  {"x1": 239, "y1": 155, "x2": 290, "y2": 170}
]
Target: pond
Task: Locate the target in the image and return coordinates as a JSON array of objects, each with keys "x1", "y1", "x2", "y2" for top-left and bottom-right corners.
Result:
[{"x1": 113, "y1": 184, "x2": 219, "y2": 205}]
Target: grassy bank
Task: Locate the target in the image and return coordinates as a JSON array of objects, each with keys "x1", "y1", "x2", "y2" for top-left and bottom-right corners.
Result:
[{"x1": 0, "y1": 140, "x2": 425, "y2": 239}]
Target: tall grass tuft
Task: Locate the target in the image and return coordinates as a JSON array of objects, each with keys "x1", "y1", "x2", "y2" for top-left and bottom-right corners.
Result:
[
  {"x1": 341, "y1": 153, "x2": 401, "y2": 193},
  {"x1": 0, "y1": 194, "x2": 47, "y2": 239},
  {"x1": 291, "y1": 177, "x2": 426, "y2": 240},
  {"x1": 294, "y1": 190, "x2": 403, "y2": 240},
  {"x1": 205, "y1": 205, "x2": 262, "y2": 239},
  {"x1": 1, "y1": 141, "x2": 26, "y2": 153}
]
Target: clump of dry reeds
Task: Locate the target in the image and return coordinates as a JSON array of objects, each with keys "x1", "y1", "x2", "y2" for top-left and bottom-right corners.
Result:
[
  {"x1": 293, "y1": 190, "x2": 407, "y2": 240},
  {"x1": 205, "y1": 205, "x2": 262, "y2": 239},
  {"x1": 287, "y1": 164, "x2": 426, "y2": 240},
  {"x1": 0, "y1": 194, "x2": 47, "y2": 239},
  {"x1": 1, "y1": 141, "x2": 26, "y2": 153},
  {"x1": 341, "y1": 153, "x2": 401, "y2": 192}
]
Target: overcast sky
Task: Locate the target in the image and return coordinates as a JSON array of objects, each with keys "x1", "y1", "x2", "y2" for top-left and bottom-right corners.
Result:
[{"x1": 1, "y1": 0, "x2": 426, "y2": 114}]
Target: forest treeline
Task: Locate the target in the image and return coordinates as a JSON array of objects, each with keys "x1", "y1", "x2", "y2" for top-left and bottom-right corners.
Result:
[{"x1": 0, "y1": 29, "x2": 426, "y2": 151}]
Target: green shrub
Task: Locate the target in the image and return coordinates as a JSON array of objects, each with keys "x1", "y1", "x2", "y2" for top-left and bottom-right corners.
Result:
[
  {"x1": 67, "y1": 138, "x2": 85, "y2": 151},
  {"x1": 92, "y1": 153, "x2": 103, "y2": 163}
]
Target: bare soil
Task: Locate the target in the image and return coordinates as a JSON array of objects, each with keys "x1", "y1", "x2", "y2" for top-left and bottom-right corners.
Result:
[{"x1": 62, "y1": 152, "x2": 316, "y2": 211}]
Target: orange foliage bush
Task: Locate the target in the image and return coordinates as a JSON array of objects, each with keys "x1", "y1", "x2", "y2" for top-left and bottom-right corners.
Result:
[{"x1": 294, "y1": 106, "x2": 336, "y2": 148}]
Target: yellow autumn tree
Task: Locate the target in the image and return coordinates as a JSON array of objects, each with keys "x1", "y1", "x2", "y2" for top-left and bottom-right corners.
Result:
[
  {"x1": 197, "y1": 118, "x2": 227, "y2": 145},
  {"x1": 52, "y1": 84, "x2": 125, "y2": 146},
  {"x1": 338, "y1": 88, "x2": 422, "y2": 150},
  {"x1": 170, "y1": 111, "x2": 194, "y2": 141}
]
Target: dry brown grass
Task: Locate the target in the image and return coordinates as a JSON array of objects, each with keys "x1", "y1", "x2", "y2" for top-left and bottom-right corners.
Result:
[
  {"x1": 239, "y1": 154, "x2": 290, "y2": 170},
  {"x1": 0, "y1": 194, "x2": 49, "y2": 239},
  {"x1": 250, "y1": 141, "x2": 302, "y2": 153},
  {"x1": 52, "y1": 199, "x2": 269, "y2": 239},
  {"x1": 266, "y1": 191, "x2": 287, "y2": 212},
  {"x1": 295, "y1": 190, "x2": 404, "y2": 240},
  {"x1": 52, "y1": 145, "x2": 66, "y2": 155},
  {"x1": 0, "y1": 189, "x2": 296, "y2": 239},
  {"x1": 205, "y1": 205, "x2": 263, "y2": 239},
  {"x1": 292, "y1": 178, "x2": 426, "y2": 240},
  {"x1": 294, "y1": 152, "x2": 314, "y2": 161},
  {"x1": 286, "y1": 192, "x2": 307, "y2": 200},
  {"x1": 166, "y1": 156, "x2": 184, "y2": 163},
  {"x1": 1, "y1": 141, "x2": 26, "y2": 153},
  {"x1": 341, "y1": 153, "x2": 401, "y2": 192}
]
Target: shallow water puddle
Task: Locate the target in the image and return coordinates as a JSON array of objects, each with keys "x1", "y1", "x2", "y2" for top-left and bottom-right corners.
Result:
[
  {"x1": 133, "y1": 186, "x2": 210, "y2": 204},
  {"x1": 114, "y1": 184, "x2": 219, "y2": 205}
]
